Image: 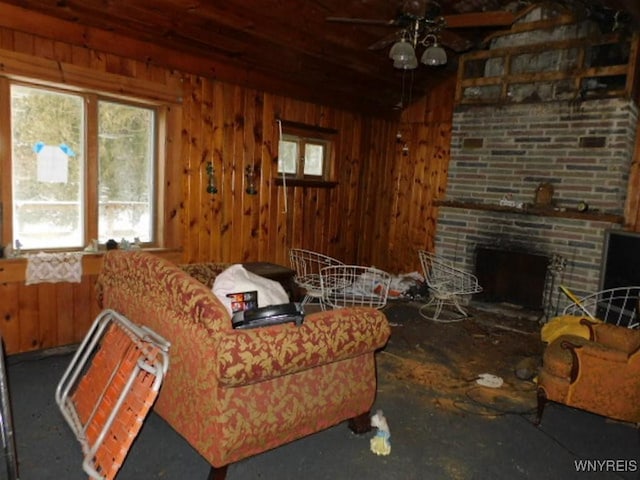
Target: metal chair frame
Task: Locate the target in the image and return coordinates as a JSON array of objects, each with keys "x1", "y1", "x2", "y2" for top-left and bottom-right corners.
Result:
[
  {"x1": 319, "y1": 265, "x2": 391, "y2": 310},
  {"x1": 418, "y1": 250, "x2": 483, "y2": 321},
  {"x1": 0, "y1": 338, "x2": 18, "y2": 480},
  {"x1": 56, "y1": 309, "x2": 170, "y2": 480},
  {"x1": 562, "y1": 286, "x2": 640, "y2": 328},
  {"x1": 289, "y1": 248, "x2": 344, "y2": 306}
]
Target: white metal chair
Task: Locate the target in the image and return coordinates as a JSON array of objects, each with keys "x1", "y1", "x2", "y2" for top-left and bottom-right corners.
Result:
[
  {"x1": 562, "y1": 286, "x2": 640, "y2": 328},
  {"x1": 319, "y1": 265, "x2": 391, "y2": 310},
  {"x1": 289, "y1": 248, "x2": 344, "y2": 306},
  {"x1": 418, "y1": 250, "x2": 482, "y2": 321}
]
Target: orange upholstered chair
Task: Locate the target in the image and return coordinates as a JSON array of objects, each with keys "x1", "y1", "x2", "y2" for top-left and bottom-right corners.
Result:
[{"x1": 537, "y1": 318, "x2": 640, "y2": 425}]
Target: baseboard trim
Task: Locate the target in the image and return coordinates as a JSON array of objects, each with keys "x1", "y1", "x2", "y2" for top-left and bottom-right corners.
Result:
[{"x1": 7, "y1": 344, "x2": 79, "y2": 365}]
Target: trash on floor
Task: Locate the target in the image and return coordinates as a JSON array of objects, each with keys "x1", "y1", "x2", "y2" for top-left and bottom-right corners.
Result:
[
  {"x1": 476, "y1": 373, "x2": 504, "y2": 388},
  {"x1": 388, "y1": 272, "x2": 424, "y2": 299},
  {"x1": 370, "y1": 409, "x2": 391, "y2": 456}
]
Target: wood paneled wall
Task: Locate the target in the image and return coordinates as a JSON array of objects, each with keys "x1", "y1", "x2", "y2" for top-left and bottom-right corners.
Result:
[
  {"x1": 624, "y1": 116, "x2": 640, "y2": 229},
  {"x1": 0, "y1": 274, "x2": 100, "y2": 354},
  {"x1": 381, "y1": 78, "x2": 458, "y2": 274},
  {"x1": 0, "y1": 27, "x2": 186, "y2": 354},
  {"x1": 179, "y1": 76, "x2": 401, "y2": 268},
  {"x1": 176, "y1": 73, "x2": 455, "y2": 274},
  {"x1": 0, "y1": 26, "x2": 456, "y2": 354},
  {"x1": 1, "y1": 21, "x2": 636, "y2": 356}
]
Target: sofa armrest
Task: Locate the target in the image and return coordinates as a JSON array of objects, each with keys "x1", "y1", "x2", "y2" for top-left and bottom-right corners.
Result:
[{"x1": 215, "y1": 307, "x2": 390, "y2": 387}]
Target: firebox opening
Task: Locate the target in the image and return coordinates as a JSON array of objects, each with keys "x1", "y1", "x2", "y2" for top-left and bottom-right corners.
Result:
[{"x1": 475, "y1": 247, "x2": 548, "y2": 310}]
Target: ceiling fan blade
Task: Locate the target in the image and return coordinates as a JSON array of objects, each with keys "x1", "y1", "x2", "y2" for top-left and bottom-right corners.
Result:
[
  {"x1": 326, "y1": 16, "x2": 400, "y2": 27},
  {"x1": 443, "y1": 11, "x2": 516, "y2": 28},
  {"x1": 368, "y1": 30, "x2": 406, "y2": 50}
]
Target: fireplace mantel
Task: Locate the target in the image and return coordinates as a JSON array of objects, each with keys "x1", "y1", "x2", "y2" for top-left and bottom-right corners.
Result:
[{"x1": 435, "y1": 199, "x2": 624, "y2": 224}]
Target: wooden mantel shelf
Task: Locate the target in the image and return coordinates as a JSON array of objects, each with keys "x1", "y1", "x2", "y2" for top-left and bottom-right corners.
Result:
[{"x1": 434, "y1": 200, "x2": 625, "y2": 224}]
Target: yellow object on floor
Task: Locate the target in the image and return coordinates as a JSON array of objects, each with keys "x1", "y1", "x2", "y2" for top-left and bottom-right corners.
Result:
[
  {"x1": 541, "y1": 314, "x2": 602, "y2": 344},
  {"x1": 370, "y1": 410, "x2": 391, "y2": 456},
  {"x1": 370, "y1": 432, "x2": 391, "y2": 456}
]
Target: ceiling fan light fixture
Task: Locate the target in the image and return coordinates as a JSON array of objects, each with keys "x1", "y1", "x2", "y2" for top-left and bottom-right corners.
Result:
[
  {"x1": 421, "y1": 44, "x2": 447, "y2": 66},
  {"x1": 388, "y1": 38, "x2": 415, "y2": 61},
  {"x1": 393, "y1": 54, "x2": 418, "y2": 69}
]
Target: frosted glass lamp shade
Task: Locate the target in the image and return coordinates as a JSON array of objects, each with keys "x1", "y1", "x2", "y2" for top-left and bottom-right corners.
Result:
[
  {"x1": 389, "y1": 39, "x2": 415, "y2": 62},
  {"x1": 421, "y1": 44, "x2": 447, "y2": 66},
  {"x1": 393, "y1": 54, "x2": 418, "y2": 69}
]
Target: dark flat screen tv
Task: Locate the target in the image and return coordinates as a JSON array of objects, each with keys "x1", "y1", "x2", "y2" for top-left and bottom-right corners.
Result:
[{"x1": 600, "y1": 229, "x2": 640, "y2": 290}]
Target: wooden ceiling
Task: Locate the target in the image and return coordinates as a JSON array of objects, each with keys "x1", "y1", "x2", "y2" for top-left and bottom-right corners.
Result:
[{"x1": 0, "y1": 0, "x2": 638, "y2": 115}]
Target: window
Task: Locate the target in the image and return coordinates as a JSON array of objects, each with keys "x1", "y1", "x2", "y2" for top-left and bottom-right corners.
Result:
[
  {"x1": 97, "y1": 101, "x2": 155, "y2": 245},
  {"x1": 279, "y1": 135, "x2": 329, "y2": 178},
  {"x1": 277, "y1": 122, "x2": 337, "y2": 185},
  {"x1": 7, "y1": 81, "x2": 159, "y2": 250}
]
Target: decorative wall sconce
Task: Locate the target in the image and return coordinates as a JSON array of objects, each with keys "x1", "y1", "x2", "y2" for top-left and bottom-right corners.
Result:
[
  {"x1": 206, "y1": 161, "x2": 218, "y2": 194},
  {"x1": 396, "y1": 131, "x2": 409, "y2": 156},
  {"x1": 245, "y1": 165, "x2": 258, "y2": 195}
]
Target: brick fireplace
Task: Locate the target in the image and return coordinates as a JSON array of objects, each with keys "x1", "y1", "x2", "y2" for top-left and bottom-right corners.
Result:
[
  {"x1": 433, "y1": 6, "x2": 639, "y2": 315},
  {"x1": 435, "y1": 98, "x2": 638, "y2": 314}
]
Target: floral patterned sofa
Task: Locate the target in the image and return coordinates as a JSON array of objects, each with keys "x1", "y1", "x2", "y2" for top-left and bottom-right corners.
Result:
[{"x1": 97, "y1": 250, "x2": 391, "y2": 475}]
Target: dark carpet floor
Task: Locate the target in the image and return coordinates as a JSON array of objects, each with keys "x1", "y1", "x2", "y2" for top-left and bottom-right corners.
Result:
[{"x1": 4, "y1": 301, "x2": 640, "y2": 480}]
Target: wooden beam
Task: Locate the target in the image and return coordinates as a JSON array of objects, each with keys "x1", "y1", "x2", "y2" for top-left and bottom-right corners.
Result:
[{"x1": 444, "y1": 11, "x2": 515, "y2": 29}]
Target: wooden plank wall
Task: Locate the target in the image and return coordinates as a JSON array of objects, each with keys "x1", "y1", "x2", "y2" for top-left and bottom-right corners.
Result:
[
  {"x1": 179, "y1": 75, "x2": 400, "y2": 268},
  {"x1": 381, "y1": 76, "x2": 458, "y2": 274},
  {"x1": 1, "y1": 25, "x2": 451, "y2": 354},
  {"x1": 177, "y1": 73, "x2": 454, "y2": 276},
  {"x1": 1, "y1": 276, "x2": 102, "y2": 353},
  {"x1": 624, "y1": 117, "x2": 640, "y2": 229},
  {"x1": 0, "y1": 29, "x2": 179, "y2": 354},
  {"x1": 1, "y1": 22, "x2": 637, "y2": 356}
]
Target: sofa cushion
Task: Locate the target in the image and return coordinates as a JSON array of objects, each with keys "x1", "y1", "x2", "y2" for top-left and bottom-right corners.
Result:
[
  {"x1": 541, "y1": 315, "x2": 597, "y2": 344},
  {"x1": 215, "y1": 307, "x2": 390, "y2": 387}
]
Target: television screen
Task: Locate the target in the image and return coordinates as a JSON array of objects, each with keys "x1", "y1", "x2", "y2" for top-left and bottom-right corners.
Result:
[{"x1": 600, "y1": 229, "x2": 640, "y2": 290}]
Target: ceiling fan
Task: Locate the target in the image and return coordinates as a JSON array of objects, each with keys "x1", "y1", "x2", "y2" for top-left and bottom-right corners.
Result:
[{"x1": 327, "y1": 0, "x2": 516, "y2": 68}]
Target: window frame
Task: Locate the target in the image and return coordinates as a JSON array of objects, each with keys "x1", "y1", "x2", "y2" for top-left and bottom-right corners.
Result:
[
  {"x1": 276, "y1": 121, "x2": 338, "y2": 188},
  {"x1": 1, "y1": 77, "x2": 166, "y2": 252}
]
